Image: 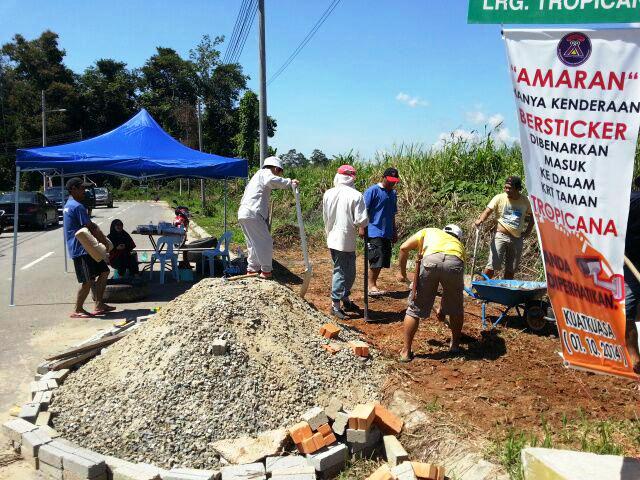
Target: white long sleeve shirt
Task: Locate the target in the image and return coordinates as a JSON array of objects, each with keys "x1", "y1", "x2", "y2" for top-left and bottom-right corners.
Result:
[
  {"x1": 238, "y1": 169, "x2": 292, "y2": 220},
  {"x1": 322, "y1": 174, "x2": 369, "y2": 252}
]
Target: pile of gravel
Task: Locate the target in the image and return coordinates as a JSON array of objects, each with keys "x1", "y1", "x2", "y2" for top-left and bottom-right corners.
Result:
[{"x1": 50, "y1": 278, "x2": 383, "y2": 469}]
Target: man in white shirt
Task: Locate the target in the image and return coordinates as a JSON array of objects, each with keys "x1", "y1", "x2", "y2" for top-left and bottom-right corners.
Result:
[
  {"x1": 322, "y1": 165, "x2": 369, "y2": 319},
  {"x1": 238, "y1": 156, "x2": 299, "y2": 278}
]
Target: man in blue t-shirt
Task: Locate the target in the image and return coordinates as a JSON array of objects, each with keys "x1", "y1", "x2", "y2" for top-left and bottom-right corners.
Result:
[
  {"x1": 360, "y1": 167, "x2": 399, "y2": 295},
  {"x1": 624, "y1": 176, "x2": 640, "y2": 374},
  {"x1": 63, "y1": 177, "x2": 115, "y2": 318}
]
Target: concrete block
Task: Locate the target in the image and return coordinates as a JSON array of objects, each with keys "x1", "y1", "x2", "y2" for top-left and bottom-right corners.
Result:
[
  {"x1": 38, "y1": 442, "x2": 68, "y2": 468},
  {"x1": 350, "y1": 427, "x2": 382, "y2": 458},
  {"x1": 346, "y1": 429, "x2": 371, "y2": 444},
  {"x1": 102, "y1": 455, "x2": 139, "y2": 477},
  {"x1": 2, "y1": 417, "x2": 38, "y2": 443},
  {"x1": 211, "y1": 339, "x2": 228, "y2": 355},
  {"x1": 63, "y1": 471, "x2": 107, "y2": 480},
  {"x1": 271, "y1": 466, "x2": 316, "y2": 480},
  {"x1": 36, "y1": 411, "x2": 53, "y2": 427},
  {"x1": 301, "y1": 407, "x2": 329, "y2": 431},
  {"x1": 324, "y1": 398, "x2": 343, "y2": 421},
  {"x1": 21, "y1": 427, "x2": 52, "y2": 459},
  {"x1": 45, "y1": 369, "x2": 70, "y2": 383},
  {"x1": 305, "y1": 443, "x2": 348, "y2": 472},
  {"x1": 19, "y1": 402, "x2": 41, "y2": 423},
  {"x1": 165, "y1": 467, "x2": 218, "y2": 480},
  {"x1": 45, "y1": 378, "x2": 59, "y2": 389},
  {"x1": 331, "y1": 412, "x2": 348, "y2": 436},
  {"x1": 220, "y1": 463, "x2": 265, "y2": 480},
  {"x1": 62, "y1": 451, "x2": 107, "y2": 478},
  {"x1": 265, "y1": 456, "x2": 309, "y2": 474},
  {"x1": 35, "y1": 373, "x2": 43, "y2": 381},
  {"x1": 30, "y1": 380, "x2": 50, "y2": 396},
  {"x1": 391, "y1": 462, "x2": 417, "y2": 480},
  {"x1": 383, "y1": 435, "x2": 409, "y2": 467},
  {"x1": 37, "y1": 360, "x2": 53, "y2": 375},
  {"x1": 521, "y1": 447, "x2": 640, "y2": 480},
  {"x1": 39, "y1": 460, "x2": 64, "y2": 480},
  {"x1": 41, "y1": 390, "x2": 54, "y2": 407},
  {"x1": 38, "y1": 425, "x2": 60, "y2": 439},
  {"x1": 113, "y1": 464, "x2": 161, "y2": 480}
]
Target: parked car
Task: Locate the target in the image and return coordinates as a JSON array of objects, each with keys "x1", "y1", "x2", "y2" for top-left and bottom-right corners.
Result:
[
  {"x1": 0, "y1": 192, "x2": 59, "y2": 230},
  {"x1": 0, "y1": 209, "x2": 6, "y2": 235},
  {"x1": 94, "y1": 187, "x2": 113, "y2": 208},
  {"x1": 44, "y1": 185, "x2": 97, "y2": 217}
]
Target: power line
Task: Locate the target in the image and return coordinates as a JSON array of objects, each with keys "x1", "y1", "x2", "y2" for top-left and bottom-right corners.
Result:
[
  {"x1": 229, "y1": 0, "x2": 258, "y2": 64},
  {"x1": 268, "y1": 0, "x2": 342, "y2": 86},
  {"x1": 223, "y1": 0, "x2": 251, "y2": 64}
]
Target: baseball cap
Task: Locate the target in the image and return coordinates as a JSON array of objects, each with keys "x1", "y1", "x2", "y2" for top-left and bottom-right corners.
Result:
[
  {"x1": 337, "y1": 164, "x2": 356, "y2": 176},
  {"x1": 65, "y1": 177, "x2": 91, "y2": 191},
  {"x1": 443, "y1": 224, "x2": 463, "y2": 240},
  {"x1": 383, "y1": 167, "x2": 400, "y2": 183}
]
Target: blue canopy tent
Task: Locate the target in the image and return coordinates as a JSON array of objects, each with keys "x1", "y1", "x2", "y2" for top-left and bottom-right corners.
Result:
[{"x1": 9, "y1": 109, "x2": 248, "y2": 305}]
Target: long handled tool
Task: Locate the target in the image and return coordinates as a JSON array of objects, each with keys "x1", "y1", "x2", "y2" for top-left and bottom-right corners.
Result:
[
  {"x1": 469, "y1": 227, "x2": 480, "y2": 285},
  {"x1": 411, "y1": 235, "x2": 425, "y2": 301},
  {"x1": 294, "y1": 185, "x2": 312, "y2": 298},
  {"x1": 363, "y1": 234, "x2": 370, "y2": 322}
]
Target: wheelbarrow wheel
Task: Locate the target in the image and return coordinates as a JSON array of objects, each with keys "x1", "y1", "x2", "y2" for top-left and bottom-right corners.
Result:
[{"x1": 525, "y1": 300, "x2": 549, "y2": 333}]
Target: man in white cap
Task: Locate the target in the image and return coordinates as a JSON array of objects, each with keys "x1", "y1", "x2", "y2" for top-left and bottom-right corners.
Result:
[
  {"x1": 322, "y1": 165, "x2": 369, "y2": 319},
  {"x1": 238, "y1": 156, "x2": 299, "y2": 278},
  {"x1": 397, "y1": 224, "x2": 466, "y2": 360}
]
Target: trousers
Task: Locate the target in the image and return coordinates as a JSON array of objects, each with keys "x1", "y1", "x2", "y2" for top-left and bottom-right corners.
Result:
[
  {"x1": 239, "y1": 215, "x2": 273, "y2": 273},
  {"x1": 330, "y1": 249, "x2": 356, "y2": 301}
]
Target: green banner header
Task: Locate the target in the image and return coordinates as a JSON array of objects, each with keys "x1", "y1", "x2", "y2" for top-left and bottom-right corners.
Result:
[{"x1": 468, "y1": 0, "x2": 640, "y2": 24}]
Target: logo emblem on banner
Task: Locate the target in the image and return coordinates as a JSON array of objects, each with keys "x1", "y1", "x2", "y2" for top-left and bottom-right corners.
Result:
[{"x1": 557, "y1": 32, "x2": 592, "y2": 67}]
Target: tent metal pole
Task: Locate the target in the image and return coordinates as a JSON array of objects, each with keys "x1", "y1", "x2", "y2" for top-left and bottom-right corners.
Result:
[
  {"x1": 224, "y1": 179, "x2": 228, "y2": 235},
  {"x1": 10, "y1": 167, "x2": 21, "y2": 307},
  {"x1": 61, "y1": 172, "x2": 67, "y2": 272}
]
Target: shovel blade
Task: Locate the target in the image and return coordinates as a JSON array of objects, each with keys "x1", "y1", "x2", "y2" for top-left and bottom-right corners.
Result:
[{"x1": 299, "y1": 266, "x2": 313, "y2": 298}]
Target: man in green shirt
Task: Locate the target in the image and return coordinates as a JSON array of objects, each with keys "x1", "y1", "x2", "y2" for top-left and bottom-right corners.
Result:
[{"x1": 475, "y1": 176, "x2": 534, "y2": 279}]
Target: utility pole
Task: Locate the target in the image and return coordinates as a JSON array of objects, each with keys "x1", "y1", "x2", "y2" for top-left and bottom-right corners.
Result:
[
  {"x1": 258, "y1": 0, "x2": 268, "y2": 167},
  {"x1": 197, "y1": 100, "x2": 205, "y2": 208},
  {"x1": 41, "y1": 90, "x2": 47, "y2": 147}
]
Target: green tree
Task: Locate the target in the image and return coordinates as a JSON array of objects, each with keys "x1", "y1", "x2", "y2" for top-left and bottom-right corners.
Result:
[
  {"x1": 310, "y1": 149, "x2": 329, "y2": 165},
  {"x1": 281, "y1": 149, "x2": 308, "y2": 167},
  {"x1": 234, "y1": 90, "x2": 259, "y2": 166}
]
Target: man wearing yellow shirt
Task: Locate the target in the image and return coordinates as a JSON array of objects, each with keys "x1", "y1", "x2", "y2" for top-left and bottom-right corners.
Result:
[
  {"x1": 397, "y1": 225, "x2": 465, "y2": 361},
  {"x1": 475, "y1": 176, "x2": 533, "y2": 279}
]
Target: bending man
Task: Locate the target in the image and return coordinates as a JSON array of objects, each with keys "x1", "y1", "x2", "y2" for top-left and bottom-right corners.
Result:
[
  {"x1": 238, "y1": 156, "x2": 299, "y2": 279},
  {"x1": 322, "y1": 165, "x2": 369, "y2": 319},
  {"x1": 398, "y1": 225, "x2": 466, "y2": 361}
]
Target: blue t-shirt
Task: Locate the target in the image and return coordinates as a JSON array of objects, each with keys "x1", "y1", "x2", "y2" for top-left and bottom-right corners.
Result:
[
  {"x1": 63, "y1": 198, "x2": 90, "y2": 259},
  {"x1": 364, "y1": 184, "x2": 397, "y2": 239}
]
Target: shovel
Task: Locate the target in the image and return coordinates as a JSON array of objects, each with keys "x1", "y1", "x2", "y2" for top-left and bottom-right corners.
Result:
[
  {"x1": 363, "y1": 233, "x2": 370, "y2": 322},
  {"x1": 469, "y1": 226, "x2": 480, "y2": 285},
  {"x1": 294, "y1": 185, "x2": 312, "y2": 298}
]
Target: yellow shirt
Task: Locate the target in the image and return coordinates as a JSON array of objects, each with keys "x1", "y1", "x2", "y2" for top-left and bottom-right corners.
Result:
[
  {"x1": 487, "y1": 192, "x2": 531, "y2": 238},
  {"x1": 411, "y1": 228, "x2": 465, "y2": 261}
]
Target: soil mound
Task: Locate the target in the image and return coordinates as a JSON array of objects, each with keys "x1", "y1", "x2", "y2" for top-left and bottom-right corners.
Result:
[{"x1": 50, "y1": 278, "x2": 383, "y2": 469}]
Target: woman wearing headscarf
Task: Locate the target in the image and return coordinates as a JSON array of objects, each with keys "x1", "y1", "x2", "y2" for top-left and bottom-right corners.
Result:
[{"x1": 107, "y1": 219, "x2": 139, "y2": 277}]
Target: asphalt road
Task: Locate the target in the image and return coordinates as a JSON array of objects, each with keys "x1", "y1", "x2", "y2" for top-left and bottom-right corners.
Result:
[{"x1": 0, "y1": 201, "x2": 180, "y2": 422}]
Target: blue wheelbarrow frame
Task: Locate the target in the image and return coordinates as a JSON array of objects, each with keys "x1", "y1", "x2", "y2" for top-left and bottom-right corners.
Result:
[{"x1": 464, "y1": 273, "x2": 549, "y2": 329}]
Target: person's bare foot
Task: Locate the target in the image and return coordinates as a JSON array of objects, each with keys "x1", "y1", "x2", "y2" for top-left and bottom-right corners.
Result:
[{"x1": 368, "y1": 287, "x2": 387, "y2": 297}]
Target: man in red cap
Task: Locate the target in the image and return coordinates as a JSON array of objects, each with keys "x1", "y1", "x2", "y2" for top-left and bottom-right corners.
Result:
[
  {"x1": 322, "y1": 165, "x2": 369, "y2": 319},
  {"x1": 361, "y1": 167, "x2": 400, "y2": 295}
]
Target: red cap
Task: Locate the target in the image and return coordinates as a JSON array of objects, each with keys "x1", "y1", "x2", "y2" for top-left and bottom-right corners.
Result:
[{"x1": 337, "y1": 164, "x2": 356, "y2": 176}]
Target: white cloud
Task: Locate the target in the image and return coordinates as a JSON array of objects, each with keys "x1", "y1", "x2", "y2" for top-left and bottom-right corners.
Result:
[
  {"x1": 488, "y1": 113, "x2": 504, "y2": 128},
  {"x1": 434, "y1": 125, "x2": 518, "y2": 149},
  {"x1": 466, "y1": 110, "x2": 486, "y2": 124},
  {"x1": 495, "y1": 126, "x2": 518, "y2": 144},
  {"x1": 396, "y1": 92, "x2": 429, "y2": 108}
]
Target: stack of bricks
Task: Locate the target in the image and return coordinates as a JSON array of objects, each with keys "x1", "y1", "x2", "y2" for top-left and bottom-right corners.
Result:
[
  {"x1": 365, "y1": 461, "x2": 445, "y2": 480},
  {"x1": 318, "y1": 324, "x2": 371, "y2": 358},
  {"x1": 289, "y1": 407, "x2": 336, "y2": 454},
  {"x1": 343, "y1": 402, "x2": 404, "y2": 458}
]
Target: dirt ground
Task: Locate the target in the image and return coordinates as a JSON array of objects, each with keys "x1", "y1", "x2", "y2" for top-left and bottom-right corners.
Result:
[{"x1": 274, "y1": 243, "x2": 640, "y2": 455}]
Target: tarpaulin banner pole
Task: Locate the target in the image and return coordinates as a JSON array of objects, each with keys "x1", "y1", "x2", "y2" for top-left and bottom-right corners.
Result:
[{"x1": 503, "y1": 28, "x2": 640, "y2": 380}]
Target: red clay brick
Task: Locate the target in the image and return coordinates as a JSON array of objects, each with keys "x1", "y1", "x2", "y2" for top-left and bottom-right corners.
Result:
[
  {"x1": 317, "y1": 423, "x2": 332, "y2": 436},
  {"x1": 311, "y1": 432, "x2": 325, "y2": 450},
  {"x1": 320, "y1": 323, "x2": 341, "y2": 339},
  {"x1": 374, "y1": 402, "x2": 404, "y2": 435},
  {"x1": 323, "y1": 432, "x2": 337, "y2": 446},
  {"x1": 411, "y1": 462, "x2": 438, "y2": 480},
  {"x1": 321, "y1": 344, "x2": 341, "y2": 355},
  {"x1": 365, "y1": 464, "x2": 394, "y2": 480},
  {"x1": 348, "y1": 403, "x2": 376, "y2": 430},
  {"x1": 289, "y1": 421, "x2": 313, "y2": 444},
  {"x1": 436, "y1": 465, "x2": 445, "y2": 480},
  {"x1": 348, "y1": 340, "x2": 369, "y2": 357}
]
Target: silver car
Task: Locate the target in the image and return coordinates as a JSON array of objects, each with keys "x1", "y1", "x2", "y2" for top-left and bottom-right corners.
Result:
[{"x1": 94, "y1": 187, "x2": 113, "y2": 208}]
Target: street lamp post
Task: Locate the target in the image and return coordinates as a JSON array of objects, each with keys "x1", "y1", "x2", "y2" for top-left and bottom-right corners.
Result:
[{"x1": 41, "y1": 90, "x2": 67, "y2": 189}]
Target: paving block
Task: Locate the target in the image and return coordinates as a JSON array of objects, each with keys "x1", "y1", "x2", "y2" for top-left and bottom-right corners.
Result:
[
  {"x1": 301, "y1": 407, "x2": 329, "y2": 431},
  {"x1": 220, "y1": 462, "x2": 265, "y2": 480},
  {"x1": 288, "y1": 422, "x2": 313, "y2": 444},
  {"x1": 331, "y1": 412, "x2": 348, "y2": 436},
  {"x1": 374, "y1": 403, "x2": 403, "y2": 435},
  {"x1": 211, "y1": 339, "x2": 228, "y2": 355},
  {"x1": 347, "y1": 340, "x2": 369, "y2": 357},
  {"x1": 324, "y1": 398, "x2": 343, "y2": 421},
  {"x1": 305, "y1": 443, "x2": 348, "y2": 473},
  {"x1": 410, "y1": 462, "x2": 438, "y2": 480},
  {"x1": 265, "y1": 456, "x2": 309, "y2": 474},
  {"x1": 166, "y1": 467, "x2": 218, "y2": 480},
  {"x1": 391, "y1": 462, "x2": 417, "y2": 480},
  {"x1": 348, "y1": 403, "x2": 375, "y2": 431},
  {"x1": 39, "y1": 460, "x2": 64, "y2": 480},
  {"x1": 319, "y1": 323, "x2": 341, "y2": 339},
  {"x1": 21, "y1": 427, "x2": 52, "y2": 459},
  {"x1": 365, "y1": 464, "x2": 394, "y2": 480},
  {"x1": 2, "y1": 417, "x2": 38, "y2": 443},
  {"x1": 19, "y1": 402, "x2": 41, "y2": 423},
  {"x1": 383, "y1": 436, "x2": 409, "y2": 468},
  {"x1": 36, "y1": 411, "x2": 53, "y2": 427}
]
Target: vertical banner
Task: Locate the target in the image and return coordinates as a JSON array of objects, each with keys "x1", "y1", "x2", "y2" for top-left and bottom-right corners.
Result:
[{"x1": 503, "y1": 29, "x2": 640, "y2": 380}]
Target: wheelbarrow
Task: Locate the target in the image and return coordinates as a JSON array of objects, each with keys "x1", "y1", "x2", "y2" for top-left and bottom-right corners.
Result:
[{"x1": 464, "y1": 273, "x2": 552, "y2": 331}]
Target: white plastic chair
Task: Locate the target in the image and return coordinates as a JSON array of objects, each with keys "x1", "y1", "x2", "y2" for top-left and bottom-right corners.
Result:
[
  {"x1": 202, "y1": 231, "x2": 233, "y2": 277},
  {"x1": 150, "y1": 235, "x2": 182, "y2": 284}
]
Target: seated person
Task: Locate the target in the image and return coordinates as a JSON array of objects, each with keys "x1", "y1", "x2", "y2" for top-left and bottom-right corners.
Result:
[{"x1": 107, "y1": 219, "x2": 140, "y2": 277}]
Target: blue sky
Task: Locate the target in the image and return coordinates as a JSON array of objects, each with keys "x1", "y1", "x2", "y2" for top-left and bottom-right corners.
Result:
[{"x1": 0, "y1": 0, "x2": 520, "y2": 158}]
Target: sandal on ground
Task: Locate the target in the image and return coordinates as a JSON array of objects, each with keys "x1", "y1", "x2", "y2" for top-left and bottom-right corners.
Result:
[
  {"x1": 70, "y1": 312, "x2": 93, "y2": 319},
  {"x1": 399, "y1": 351, "x2": 414, "y2": 363},
  {"x1": 259, "y1": 271, "x2": 272, "y2": 279},
  {"x1": 368, "y1": 289, "x2": 387, "y2": 297},
  {"x1": 98, "y1": 305, "x2": 116, "y2": 312}
]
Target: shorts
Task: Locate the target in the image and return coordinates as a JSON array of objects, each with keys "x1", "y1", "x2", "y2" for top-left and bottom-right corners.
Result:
[
  {"x1": 406, "y1": 253, "x2": 464, "y2": 319},
  {"x1": 486, "y1": 231, "x2": 523, "y2": 274},
  {"x1": 368, "y1": 237, "x2": 392, "y2": 269},
  {"x1": 73, "y1": 254, "x2": 109, "y2": 284},
  {"x1": 624, "y1": 265, "x2": 640, "y2": 322}
]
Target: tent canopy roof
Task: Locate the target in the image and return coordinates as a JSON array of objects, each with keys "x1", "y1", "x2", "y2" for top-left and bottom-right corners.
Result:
[{"x1": 16, "y1": 109, "x2": 248, "y2": 180}]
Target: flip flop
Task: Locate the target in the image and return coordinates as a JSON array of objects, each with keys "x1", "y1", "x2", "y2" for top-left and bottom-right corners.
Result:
[
  {"x1": 90, "y1": 309, "x2": 109, "y2": 316},
  {"x1": 99, "y1": 305, "x2": 117, "y2": 312},
  {"x1": 368, "y1": 289, "x2": 387, "y2": 297},
  {"x1": 398, "y1": 351, "x2": 414, "y2": 363},
  {"x1": 70, "y1": 312, "x2": 93, "y2": 319}
]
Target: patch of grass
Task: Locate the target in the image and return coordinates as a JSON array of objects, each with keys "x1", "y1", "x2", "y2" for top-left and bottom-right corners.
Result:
[
  {"x1": 335, "y1": 457, "x2": 384, "y2": 480},
  {"x1": 424, "y1": 396, "x2": 442, "y2": 413}
]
